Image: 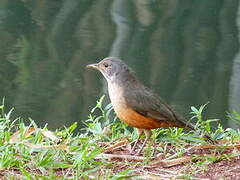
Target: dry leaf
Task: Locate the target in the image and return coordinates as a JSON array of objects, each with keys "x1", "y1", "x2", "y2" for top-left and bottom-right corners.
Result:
[
  {"x1": 10, "y1": 128, "x2": 36, "y2": 143},
  {"x1": 41, "y1": 130, "x2": 60, "y2": 143},
  {"x1": 24, "y1": 142, "x2": 69, "y2": 151},
  {"x1": 104, "y1": 138, "x2": 129, "y2": 152},
  {"x1": 217, "y1": 139, "x2": 240, "y2": 144}
]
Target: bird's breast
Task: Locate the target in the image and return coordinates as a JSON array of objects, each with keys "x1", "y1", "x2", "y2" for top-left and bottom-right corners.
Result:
[
  {"x1": 108, "y1": 83, "x2": 136, "y2": 126},
  {"x1": 108, "y1": 83, "x2": 127, "y2": 115},
  {"x1": 108, "y1": 83, "x2": 162, "y2": 129}
]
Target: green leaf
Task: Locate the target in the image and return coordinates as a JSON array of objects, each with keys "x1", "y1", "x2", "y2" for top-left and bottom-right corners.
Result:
[
  {"x1": 199, "y1": 102, "x2": 209, "y2": 113},
  {"x1": 52, "y1": 162, "x2": 72, "y2": 169},
  {"x1": 5, "y1": 108, "x2": 14, "y2": 120},
  {"x1": 20, "y1": 168, "x2": 32, "y2": 180},
  {"x1": 110, "y1": 169, "x2": 138, "y2": 180},
  {"x1": 190, "y1": 106, "x2": 199, "y2": 114},
  {"x1": 180, "y1": 135, "x2": 203, "y2": 143},
  {"x1": 68, "y1": 122, "x2": 78, "y2": 133}
]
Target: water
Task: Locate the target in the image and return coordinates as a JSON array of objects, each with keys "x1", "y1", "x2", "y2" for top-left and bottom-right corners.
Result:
[{"x1": 0, "y1": 0, "x2": 239, "y2": 129}]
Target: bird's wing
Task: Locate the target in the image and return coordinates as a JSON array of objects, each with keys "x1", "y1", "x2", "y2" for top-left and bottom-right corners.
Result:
[{"x1": 123, "y1": 85, "x2": 187, "y2": 126}]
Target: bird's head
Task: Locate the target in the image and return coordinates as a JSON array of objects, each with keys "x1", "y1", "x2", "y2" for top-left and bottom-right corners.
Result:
[{"x1": 86, "y1": 57, "x2": 132, "y2": 83}]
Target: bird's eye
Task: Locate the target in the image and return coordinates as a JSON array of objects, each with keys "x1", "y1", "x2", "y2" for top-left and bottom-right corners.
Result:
[{"x1": 103, "y1": 63, "x2": 109, "y2": 68}]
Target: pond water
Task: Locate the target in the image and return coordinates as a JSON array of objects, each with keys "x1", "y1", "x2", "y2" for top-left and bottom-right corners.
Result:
[{"x1": 0, "y1": 0, "x2": 239, "y2": 129}]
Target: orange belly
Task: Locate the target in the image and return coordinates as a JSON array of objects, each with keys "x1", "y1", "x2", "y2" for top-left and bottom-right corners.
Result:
[{"x1": 116, "y1": 107, "x2": 183, "y2": 129}]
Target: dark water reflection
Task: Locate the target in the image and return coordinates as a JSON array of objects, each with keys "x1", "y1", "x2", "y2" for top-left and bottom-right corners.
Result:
[{"x1": 0, "y1": 0, "x2": 239, "y2": 129}]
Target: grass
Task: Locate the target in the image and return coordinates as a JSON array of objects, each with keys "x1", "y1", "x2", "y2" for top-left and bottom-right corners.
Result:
[{"x1": 0, "y1": 96, "x2": 239, "y2": 179}]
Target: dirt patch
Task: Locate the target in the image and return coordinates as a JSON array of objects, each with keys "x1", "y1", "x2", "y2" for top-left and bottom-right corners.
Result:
[{"x1": 99, "y1": 140, "x2": 240, "y2": 179}]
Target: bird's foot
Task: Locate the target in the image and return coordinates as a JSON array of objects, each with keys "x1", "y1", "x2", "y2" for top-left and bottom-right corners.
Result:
[
  {"x1": 130, "y1": 139, "x2": 139, "y2": 155},
  {"x1": 130, "y1": 147, "x2": 142, "y2": 156},
  {"x1": 130, "y1": 140, "x2": 147, "y2": 156}
]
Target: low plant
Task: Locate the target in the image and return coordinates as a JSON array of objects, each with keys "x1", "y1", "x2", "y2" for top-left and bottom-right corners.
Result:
[{"x1": 0, "y1": 97, "x2": 239, "y2": 179}]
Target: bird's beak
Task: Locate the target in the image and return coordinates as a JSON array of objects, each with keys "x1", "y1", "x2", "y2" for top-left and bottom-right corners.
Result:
[{"x1": 86, "y1": 63, "x2": 99, "y2": 69}]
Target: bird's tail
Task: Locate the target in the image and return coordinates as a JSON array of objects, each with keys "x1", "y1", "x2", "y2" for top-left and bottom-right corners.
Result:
[
  {"x1": 172, "y1": 109, "x2": 216, "y2": 144},
  {"x1": 185, "y1": 122, "x2": 216, "y2": 144}
]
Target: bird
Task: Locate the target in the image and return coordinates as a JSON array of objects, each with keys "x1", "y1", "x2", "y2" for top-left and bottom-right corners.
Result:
[{"x1": 86, "y1": 57, "x2": 212, "y2": 155}]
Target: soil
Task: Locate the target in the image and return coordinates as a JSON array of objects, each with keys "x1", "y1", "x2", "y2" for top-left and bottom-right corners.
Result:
[{"x1": 99, "y1": 140, "x2": 240, "y2": 180}]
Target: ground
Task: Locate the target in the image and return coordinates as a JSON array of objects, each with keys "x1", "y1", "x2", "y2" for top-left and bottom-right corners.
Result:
[{"x1": 96, "y1": 139, "x2": 240, "y2": 179}]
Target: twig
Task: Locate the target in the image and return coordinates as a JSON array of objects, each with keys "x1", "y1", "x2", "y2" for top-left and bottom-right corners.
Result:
[
  {"x1": 143, "y1": 170, "x2": 183, "y2": 178},
  {"x1": 151, "y1": 156, "x2": 192, "y2": 167},
  {"x1": 217, "y1": 139, "x2": 240, "y2": 144},
  {"x1": 96, "y1": 153, "x2": 146, "y2": 161},
  {"x1": 188, "y1": 144, "x2": 240, "y2": 151},
  {"x1": 103, "y1": 138, "x2": 129, "y2": 152}
]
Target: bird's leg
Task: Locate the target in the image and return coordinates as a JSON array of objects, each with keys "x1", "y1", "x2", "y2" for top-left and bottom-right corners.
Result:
[
  {"x1": 136, "y1": 130, "x2": 152, "y2": 155},
  {"x1": 130, "y1": 129, "x2": 143, "y2": 154}
]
